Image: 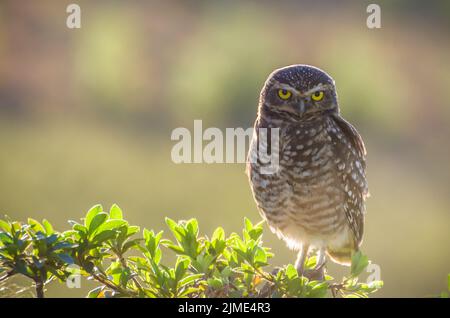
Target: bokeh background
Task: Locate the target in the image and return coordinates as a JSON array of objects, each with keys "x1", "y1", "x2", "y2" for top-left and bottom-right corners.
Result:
[{"x1": 0, "y1": 0, "x2": 449, "y2": 297}]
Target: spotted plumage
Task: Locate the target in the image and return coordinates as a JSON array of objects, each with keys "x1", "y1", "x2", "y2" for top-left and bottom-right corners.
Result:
[{"x1": 247, "y1": 65, "x2": 369, "y2": 276}]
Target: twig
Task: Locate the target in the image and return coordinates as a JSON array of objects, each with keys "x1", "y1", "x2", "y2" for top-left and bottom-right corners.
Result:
[
  {"x1": 76, "y1": 253, "x2": 138, "y2": 297},
  {"x1": 90, "y1": 272, "x2": 138, "y2": 297},
  {"x1": 34, "y1": 279, "x2": 44, "y2": 298},
  {"x1": 0, "y1": 270, "x2": 15, "y2": 283},
  {"x1": 118, "y1": 255, "x2": 145, "y2": 295}
]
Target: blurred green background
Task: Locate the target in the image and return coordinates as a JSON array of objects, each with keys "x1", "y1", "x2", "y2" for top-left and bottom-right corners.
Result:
[{"x1": 0, "y1": 0, "x2": 449, "y2": 297}]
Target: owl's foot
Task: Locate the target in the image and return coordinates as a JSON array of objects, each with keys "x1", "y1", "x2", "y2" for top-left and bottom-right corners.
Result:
[
  {"x1": 296, "y1": 247, "x2": 327, "y2": 281},
  {"x1": 302, "y1": 261, "x2": 326, "y2": 281}
]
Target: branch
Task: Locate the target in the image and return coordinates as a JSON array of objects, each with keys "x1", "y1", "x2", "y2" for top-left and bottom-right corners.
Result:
[
  {"x1": 34, "y1": 279, "x2": 44, "y2": 298},
  {"x1": 91, "y1": 272, "x2": 138, "y2": 297}
]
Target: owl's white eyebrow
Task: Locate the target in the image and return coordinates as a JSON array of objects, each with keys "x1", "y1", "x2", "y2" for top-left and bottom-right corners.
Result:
[
  {"x1": 303, "y1": 83, "x2": 333, "y2": 95},
  {"x1": 272, "y1": 82, "x2": 333, "y2": 95},
  {"x1": 274, "y1": 83, "x2": 297, "y2": 91}
]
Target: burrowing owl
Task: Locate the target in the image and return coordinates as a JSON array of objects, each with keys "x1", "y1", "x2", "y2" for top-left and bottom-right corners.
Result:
[{"x1": 247, "y1": 65, "x2": 368, "y2": 278}]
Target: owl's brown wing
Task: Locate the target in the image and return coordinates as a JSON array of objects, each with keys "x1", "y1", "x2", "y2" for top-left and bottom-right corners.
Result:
[
  {"x1": 332, "y1": 114, "x2": 366, "y2": 158},
  {"x1": 330, "y1": 114, "x2": 368, "y2": 246}
]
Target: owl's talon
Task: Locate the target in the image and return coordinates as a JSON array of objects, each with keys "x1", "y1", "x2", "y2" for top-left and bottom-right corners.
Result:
[
  {"x1": 302, "y1": 266, "x2": 326, "y2": 281},
  {"x1": 314, "y1": 260, "x2": 326, "y2": 271},
  {"x1": 298, "y1": 248, "x2": 327, "y2": 281}
]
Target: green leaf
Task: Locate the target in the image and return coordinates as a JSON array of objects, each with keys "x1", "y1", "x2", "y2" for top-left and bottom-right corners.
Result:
[
  {"x1": 17, "y1": 238, "x2": 31, "y2": 252},
  {"x1": 92, "y1": 229, "x2": 117, "y2": 244},
  {"x1": 45, "y1": 234, "x2": 58, "y2": 245},
  {"x1": 53, "y1": 241, "x2": 77, "y2": 250},
  {"x1": 175, "y1": 257, "x2": 190, "y2": 281},
  {"x1": 42, "y1": 219, "x2": 54, "y2": 235},
  {"x1": 308, "y1": 281, "x2": 329, "y2": 298},
  {"x1": 305, "y1": 255, "x2": 317, "y2": 270},
  {"x1": 109, "y1": 204, "x2": 123, "y2": 220},
  {"x1": 144, "y1": 229, "x2": 163, "y2": 261},
  {"x1": 212, "y1": 227, "x2": 225, "y2": 241},
  {"x1": 87, "y1": 286, "x2": 104, "y2": 298},
  {"x1": 166, "y1": 243, "x2": 185, "y2": 255},
  {"x1": 254, "y1": 247, "x2": 267, "y2": 266},
  {"x1": 0, "y1": 219, "x2": 11, "y2": 233},
  {"x1": 165, "y1": 218, "x2": 184, "y2": 242},
  {"x1": 88, "y1": 212, "x2": 108, "y2": 235},
  {"x1": 28, "y1": 218, "x2": 45, "y2": 233},
  {"x1": 0, "y1": 232, "x2": 13, "y2": 244},
  {"x1": 191, "y1": 254, "x2": 214, "y2": 273},
  {"x1": 351, "y1": 251, "x2": 369, "y2": 277},
  {"x1": 73, "y1": 224, "x2": 87, "y2": 234},
  {"x1": 127, "y1": 226, "x2": 140, "y2": 237},
  {"x1": 15, "y1": 259, "x2": 34, "y2": 277},
  {"x1": 165, "y1": 218, "x2": 178, "y2": 232},
  {"x1": 178, "y1": 287, "x2": 202, "y2": 297},
  {"x1": 286, "y1": 264, "x2": 298, "y2": 279},
  {"x1": 367, "y1": 280, "x2": 384, "y2": 290},
  {"x1": 179, "y1": 274, "x2": 203, "y2": 287},
  {"x1": 210, "y1": 228, "x2": 226, "y2": 255},
  {"x1": 248, "y1": 228, "x2": 263, "y2": 241},
  {"x1": 207, "y1": 277, "x2": 223, "y2": 289},
  {"x1": 84, "y1": 204, "x2": 103, "y2": 228},
  {"x1": 186, "y1": 219, "x2": 199, "y2": 237},
  {"x1": 244, "y1": 218, "x2": 253, "y2": 232},
  {"x1": 11, "y1": 222, "x2": 21, "y2": 233},
  {"x1": 122, "y1": 238, "x2": 143, "y2": 253},
  {"x1": 119, "y1": 268, "x2": 131, "y2": 288},
  {"x1": 96, "y1": 219, "x2": 127, "y2": 233},
  {"x1": 56, "y1": 253, "x2": 74, "y2": 264},
  {"x1": 448, "y1": 274, "x2": 450, "y2": 292}
]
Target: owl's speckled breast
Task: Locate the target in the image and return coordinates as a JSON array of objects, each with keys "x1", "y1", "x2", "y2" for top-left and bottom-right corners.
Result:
[{"x1": 248, "y1": 117, "x2": 349, "y2": 249}]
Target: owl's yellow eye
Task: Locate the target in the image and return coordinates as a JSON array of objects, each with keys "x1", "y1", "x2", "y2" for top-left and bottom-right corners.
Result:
[
  {"x1": 311, "y1": 91, "x2": 324, "y2": 101},
  {"x1": 277, "y1": 89, "x2": 292, "y2": 100}
]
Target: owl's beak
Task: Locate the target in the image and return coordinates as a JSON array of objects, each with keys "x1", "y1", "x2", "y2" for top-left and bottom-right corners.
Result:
[{"x1": 297, "y1": 99, "x2": 306, "y2": 116}]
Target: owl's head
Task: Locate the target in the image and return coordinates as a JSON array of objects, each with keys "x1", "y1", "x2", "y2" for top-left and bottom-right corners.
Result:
[{"x1": 259, "y1": 65, "x2": 339, "y2": 121}]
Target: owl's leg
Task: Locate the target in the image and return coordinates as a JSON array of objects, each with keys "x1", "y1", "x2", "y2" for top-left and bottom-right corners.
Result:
[
  {"x1": 295, "y1": 244, "x2": 310, "y2": 275},
  {"x1": 315, "y1": 248, "x2": 327, "y2": 270},
  {"x1": 313, "y1": 248, "x2": 327, "y2": 280},
  {"x1": 301, "y1": 248, "x2": 326, "y2": 281}
]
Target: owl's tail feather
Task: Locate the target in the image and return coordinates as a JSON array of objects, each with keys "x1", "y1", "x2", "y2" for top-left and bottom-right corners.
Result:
[{"x1": 326, "y1": 246, "x2": 357, "y2": 266}]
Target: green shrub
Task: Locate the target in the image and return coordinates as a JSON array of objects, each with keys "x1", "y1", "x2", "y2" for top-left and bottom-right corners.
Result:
[{"x1": 0, "y1": 204, "x2": 383, "y2": 298}]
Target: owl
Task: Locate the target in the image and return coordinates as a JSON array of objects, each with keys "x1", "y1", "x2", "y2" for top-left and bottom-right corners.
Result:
[{"x1": 247, "y1": 65, "x2": 369, "y2": 279}]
